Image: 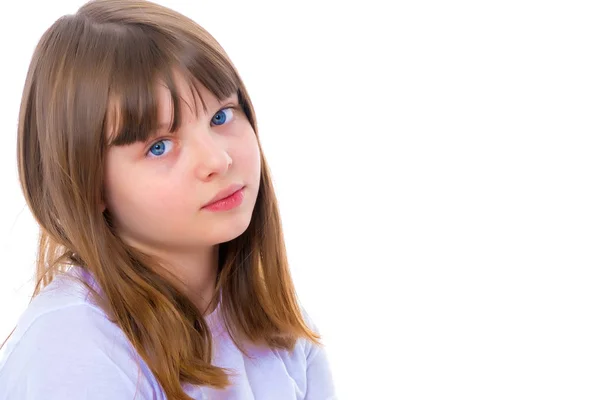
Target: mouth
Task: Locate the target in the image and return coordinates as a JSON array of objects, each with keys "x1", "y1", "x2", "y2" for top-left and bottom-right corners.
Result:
[{"x1": 202, "y1": 184, "x2": 245, "y2": 211}]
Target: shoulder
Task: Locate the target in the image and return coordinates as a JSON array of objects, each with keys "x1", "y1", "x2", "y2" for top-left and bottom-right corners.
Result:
[
  {"x1": 299, "y1": 306, "x2": 323, "y2": 359},
  {"x1": 0, "y1": 270, "x2": 164, "y2": 399},
  {"x1": 298, "y1": 307, "x2": 338, "y2": 400}
]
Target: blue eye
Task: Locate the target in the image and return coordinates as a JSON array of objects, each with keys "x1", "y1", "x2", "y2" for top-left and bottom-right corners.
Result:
[
  {"x1": 211, "y1": 108, "x2": 234, "y2": 126},
  {"x1": 147, "y1": 139, "x2": 173, "y2": 157}
]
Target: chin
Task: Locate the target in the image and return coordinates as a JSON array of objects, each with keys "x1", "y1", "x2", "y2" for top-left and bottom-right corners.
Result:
[{"x1": 208, "y1": 213, "x2": 254, "y2": 245}]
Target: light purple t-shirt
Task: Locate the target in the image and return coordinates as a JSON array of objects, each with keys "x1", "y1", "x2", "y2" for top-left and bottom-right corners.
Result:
[{"x1": 0, "y1": 267, "x2": 336, "y2": 399}]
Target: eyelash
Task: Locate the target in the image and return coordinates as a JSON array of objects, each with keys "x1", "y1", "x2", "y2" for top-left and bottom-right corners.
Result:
[{"x1": 145, "y1": 106, "x2": 236, "y2": 157}]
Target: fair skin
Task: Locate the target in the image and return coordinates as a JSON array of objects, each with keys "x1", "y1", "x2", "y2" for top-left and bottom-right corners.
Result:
[{"x1": 102, "y1": 71, "x2": 261, "y2": 313}]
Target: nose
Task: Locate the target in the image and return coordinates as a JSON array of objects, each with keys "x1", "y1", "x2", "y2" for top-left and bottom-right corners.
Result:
[{"x1": 190, "y1": 129, "x2": 232, "y2": 181}]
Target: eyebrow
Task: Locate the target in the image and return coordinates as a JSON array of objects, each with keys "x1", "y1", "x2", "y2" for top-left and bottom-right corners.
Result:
[
  {"x1": 147, "y1": 93, "x2": 240, "y2": 141},
  {"x1": 155, "y1": 121, "x2": 174, "y2": 133},
  {"x1": 155, "y1": 94, "x2": 239, "y2": 133}
]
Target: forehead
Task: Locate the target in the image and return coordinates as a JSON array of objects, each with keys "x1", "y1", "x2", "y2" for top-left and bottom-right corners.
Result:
[
  {"x1": 154, "y1": 73, "x2": 206, "y2": 123},
  {"x1": 105, "y1": 69, "x2": 234, "y2": 146}
]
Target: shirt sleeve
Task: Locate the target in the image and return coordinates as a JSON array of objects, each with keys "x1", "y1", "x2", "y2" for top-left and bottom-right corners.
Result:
[
  {"x1": 302, "y1": 309, "x2": 337, "y2": 400},
  {"x1": 0, "y1": 304, "x2": 164, "y2": 400}
]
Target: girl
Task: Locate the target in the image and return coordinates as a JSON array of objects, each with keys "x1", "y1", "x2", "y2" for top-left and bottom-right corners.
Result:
[{"x1": 0, "y1": 0, "x2": 336, "y2": 399}]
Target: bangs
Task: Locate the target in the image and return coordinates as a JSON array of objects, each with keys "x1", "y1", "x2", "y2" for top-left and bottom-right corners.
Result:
[{"x1": 104, "y1": 24, "x2": 240, "y2": 147}]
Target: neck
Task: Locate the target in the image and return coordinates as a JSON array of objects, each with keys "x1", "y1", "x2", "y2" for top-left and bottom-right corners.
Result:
[{"x1": 148, "y1": 245, "x2": 220, "y2": 315}]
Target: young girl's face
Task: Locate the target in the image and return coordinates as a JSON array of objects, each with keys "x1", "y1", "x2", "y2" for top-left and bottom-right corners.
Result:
[{"x1": 103, "y1": 72, "x2": 261, "y2": 255}]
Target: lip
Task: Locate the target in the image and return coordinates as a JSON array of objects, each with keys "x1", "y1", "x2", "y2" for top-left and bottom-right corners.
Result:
[{"x1": 202, "y1": 183, "x2": 245, "y2": 208}]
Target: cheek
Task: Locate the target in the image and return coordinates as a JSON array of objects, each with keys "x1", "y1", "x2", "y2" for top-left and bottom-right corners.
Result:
[
  {"x1": 127, "y1": 179, "x2": 192, "y2": 214},
  {"x1": 104, "y1": 167, "x2": 187, "y2": 227},
  {"x1": 233, "y1": 130, "x2": 261, "y2": 178}
]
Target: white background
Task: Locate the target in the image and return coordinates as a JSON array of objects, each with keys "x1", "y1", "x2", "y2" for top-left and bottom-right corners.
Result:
[{"x1": 1, "y1": 1, "x2": 599, "y2": 399}]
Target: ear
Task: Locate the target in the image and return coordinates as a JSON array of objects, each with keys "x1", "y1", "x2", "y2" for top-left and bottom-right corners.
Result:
[
  {"x1": 99, "y1": 199, "x2": 107, "y2": 214},
  {"x1": 99, "y1": 188, "x2": 107, "y2": 213}
]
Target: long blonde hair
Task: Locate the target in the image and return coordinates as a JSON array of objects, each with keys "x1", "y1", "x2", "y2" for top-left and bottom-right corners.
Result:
[{"x1": 14, "y1": 0, "x2": 318, "y2": 398}]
